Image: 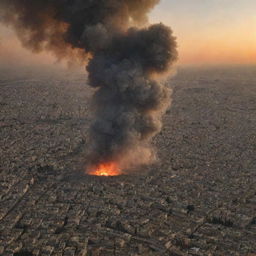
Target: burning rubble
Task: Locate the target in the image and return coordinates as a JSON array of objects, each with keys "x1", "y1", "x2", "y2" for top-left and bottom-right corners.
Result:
[
  {"x1": 0, "y1": 0, "x2": 178, "y2": 175},
  {"x1": 87, "y1": 162, "x2": 122, "y2": 177}
]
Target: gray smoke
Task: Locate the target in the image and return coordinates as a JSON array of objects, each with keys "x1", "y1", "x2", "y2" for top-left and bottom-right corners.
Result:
[{"x1": 0, "y1": 0, "x2": 178, "y2": 171}]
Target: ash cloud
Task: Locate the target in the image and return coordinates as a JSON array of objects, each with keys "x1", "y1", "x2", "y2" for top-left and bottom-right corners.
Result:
[{"x1": 0, "y1": 0, "x2": 178, "y2": 171}]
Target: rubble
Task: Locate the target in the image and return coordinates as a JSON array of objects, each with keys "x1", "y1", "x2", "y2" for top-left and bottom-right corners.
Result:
[{"x1": 0, "y1": 66, "x2": 256, "y2": 255}]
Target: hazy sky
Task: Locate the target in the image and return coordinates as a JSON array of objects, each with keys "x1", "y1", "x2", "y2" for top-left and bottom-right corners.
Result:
[
  {"x1": 150, "y1": 0, "x2": 256, "y2": 65},
  {"x1": 0, "y1": 0, "x2": 255, "y2": 66}
]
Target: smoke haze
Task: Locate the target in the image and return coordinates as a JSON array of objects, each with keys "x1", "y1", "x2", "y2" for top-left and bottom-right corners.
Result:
[{"x1": 0, "y1": 0, "x2": 178, "y2": 171}]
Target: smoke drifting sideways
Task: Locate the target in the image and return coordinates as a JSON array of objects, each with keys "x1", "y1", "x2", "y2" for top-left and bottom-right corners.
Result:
[{"x1": 0, "y1": 0, "x2": 178, "y2": 171}]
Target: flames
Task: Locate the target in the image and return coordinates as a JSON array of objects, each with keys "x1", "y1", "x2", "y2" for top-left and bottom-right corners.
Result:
[{"x1": 87, "y1": 162, "x2": 122, "y2": 176}]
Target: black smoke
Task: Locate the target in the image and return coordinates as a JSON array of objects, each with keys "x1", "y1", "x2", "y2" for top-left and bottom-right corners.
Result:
[{"x1": 0, "y1": 0, "x2": 178, "y2": 171}]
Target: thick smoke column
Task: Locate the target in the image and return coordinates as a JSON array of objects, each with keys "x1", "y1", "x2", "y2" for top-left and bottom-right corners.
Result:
[{"x1": 0, "y1": 0, "x2": 178, "y2": 171}]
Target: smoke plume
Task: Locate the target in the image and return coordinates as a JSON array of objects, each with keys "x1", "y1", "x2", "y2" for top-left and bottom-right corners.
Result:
[{"x1": 0, "y1": 0, "x2": 178, "y2": 171}]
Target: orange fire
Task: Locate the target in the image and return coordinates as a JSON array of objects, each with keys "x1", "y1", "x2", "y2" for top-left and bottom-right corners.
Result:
[{"x1": 87, "y1": 162, "x2": 122, "y2": 176}]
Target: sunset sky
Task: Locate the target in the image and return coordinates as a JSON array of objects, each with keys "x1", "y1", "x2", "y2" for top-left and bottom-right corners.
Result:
[
  {"x1": 150, "y1": 0, "x2": 256, "y2": 65},
  {"x1": 0, "y1": 0, "x2": 255, "y2": 67}
]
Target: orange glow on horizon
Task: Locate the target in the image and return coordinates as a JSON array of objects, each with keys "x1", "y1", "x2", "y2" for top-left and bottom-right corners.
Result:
[
  {"x1": 179, "y1": 41, "x2": 256, "y2": 65},
  {"x1": 1, "y1": 15, "x2": 256, "y2": 67},
  {"x1": 178, "y1": 21, "x2": 256, "y2": 65}
]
